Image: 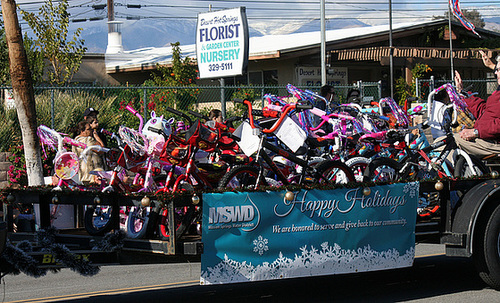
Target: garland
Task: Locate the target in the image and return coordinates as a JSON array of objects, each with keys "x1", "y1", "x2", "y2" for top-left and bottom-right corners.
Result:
[
  {"x1": 0, "y1": 173, "x2": 495, "y2": 206},
  {"x1": 92, "y1": 230, "x2": 126, "y2": 252},
  {"x1": 0, "y1": 227, "x2": 100, "y2": 278}
]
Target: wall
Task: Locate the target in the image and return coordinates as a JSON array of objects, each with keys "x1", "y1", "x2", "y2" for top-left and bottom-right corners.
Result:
[{"x1": 0, "y1": 152, "x2": 10, "y2": 189}]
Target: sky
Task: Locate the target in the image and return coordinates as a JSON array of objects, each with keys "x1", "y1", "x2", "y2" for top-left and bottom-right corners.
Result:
[
  {"x1": 11, "y1": 0, "x2": 500, "y2": 26},
  {"x1": 5, "y1": 0, "x2": 500, "y2": 52}
]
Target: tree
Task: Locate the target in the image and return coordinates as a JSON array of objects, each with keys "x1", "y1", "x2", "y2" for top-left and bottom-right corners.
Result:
[
  {"x1": 437, "y1": 9, "x2": 485, "y2": 29},
  {"x1": 1, "y1": 0, "x2": 44, "y2": 186},
  {"x1": 0, "y1": 21, "x2": 45, "y2": 85},
  {"x1": 143, "y1": 42, "x2": 199, "y2": 113},
  {"x1": 21, "y1": 0, "x2": 86, "y2": 85}
]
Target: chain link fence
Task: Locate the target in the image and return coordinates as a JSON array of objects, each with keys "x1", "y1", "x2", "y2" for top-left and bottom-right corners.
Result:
[
  {"x1": 416, "y1": 77, "x2": 498, "y2": 102},
  {"x1": 2, "y1": 82, "x2": 382, "y2": 125}
]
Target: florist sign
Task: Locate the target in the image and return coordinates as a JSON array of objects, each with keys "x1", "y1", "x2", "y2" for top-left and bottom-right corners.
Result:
[{"x1": 196, "y1": 7, "x2": 249, "y2": 79}]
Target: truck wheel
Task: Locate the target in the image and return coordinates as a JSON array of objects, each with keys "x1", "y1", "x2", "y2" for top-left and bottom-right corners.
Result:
[{"x1": 474, "y1": 203, "x2": 500, "y2": 290}]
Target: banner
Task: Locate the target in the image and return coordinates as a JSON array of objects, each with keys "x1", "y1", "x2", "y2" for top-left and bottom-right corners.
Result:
[
  {"x1": 201, "y1": 183, "x2": 418, "y2": 285},
  {"x1": 196, "y1": 7, "x2": 249, "y2": 79}
]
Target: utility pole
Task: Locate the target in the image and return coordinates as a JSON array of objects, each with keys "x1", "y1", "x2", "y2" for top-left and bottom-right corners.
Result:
[
  {"x1": 1, "y1": 0, "x2": 44, "y2": 186},
  {"x1": 389, "y1": 0, "x2": 394, "y2": 99},
  {"x1": 108, "y1": 0, "x2": 114, "y2": 21},
  {"x1": 320, "y1": 0, "x2": 326, "y2": 86}
]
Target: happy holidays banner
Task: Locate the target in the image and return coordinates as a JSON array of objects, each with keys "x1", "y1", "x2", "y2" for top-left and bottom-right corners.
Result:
[{"x1": 200, "y1": 182, "x2": 419, "y2": 285}]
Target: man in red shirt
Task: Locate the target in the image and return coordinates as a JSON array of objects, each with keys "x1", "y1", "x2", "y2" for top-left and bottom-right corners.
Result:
[{"x1": 454, "y1": 68, "x2": 500, "y2": 158}]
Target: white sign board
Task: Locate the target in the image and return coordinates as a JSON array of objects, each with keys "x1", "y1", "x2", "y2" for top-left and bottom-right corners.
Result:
[
  {"x1": 296, "y1": 67, "x2": 348, "y2": 86},
  {"x1": 196, "y1": 7, "x2": 249, "y2": 79}
]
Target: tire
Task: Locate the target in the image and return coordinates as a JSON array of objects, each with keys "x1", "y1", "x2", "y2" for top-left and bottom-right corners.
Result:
[
  {"x1": 474, "y1": 203, "x2": 500, "y2": 290},
  {"x1": 217, "y1": 165, "x2": 267, "y2": 190},
  {"x1": 314, "y1": 160, "x2": 355, "y2": 184},
  {"x1": 454, "y1": 154, "x2": 488, "y2": 178},
  {"x1": 363, "y1": 157, "x2": 401, "y2": 183},
  {"x1": 126, "y1": 206, "x2": 156, "y2": 239},
  {"x1": 345, "y1": 156, "x2": 371, "y2": 182},
  {"x1": 157, "y1": 207, "x2": 184, "y2": 240},
  {"x1": 84, "y1": 205, "x2": 117, "y2": 236}
]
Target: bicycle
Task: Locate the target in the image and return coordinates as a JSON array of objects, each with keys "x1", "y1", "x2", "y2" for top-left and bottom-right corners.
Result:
[
  {"x1": 363, "y1": 85, "x2": 488, "y2": 184},
  {"x1": 217, "y1": 98, "x2": 355, "y2": 190}
]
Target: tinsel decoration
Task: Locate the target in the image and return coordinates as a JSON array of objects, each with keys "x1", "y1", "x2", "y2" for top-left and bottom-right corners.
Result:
[
  {"x1": 47, "y1": 242, "x2": 100, "y2": 276},
  {"x1": 92, "y1": 229, "x2": 126, "y2": 252},
  {"x1": 0, "y1": 240, "x2": 47, "y2": 278},
  {"x1": 35, "y1": 227, "x2": 100, "y2": 276},
  {"x1": 0, "y1": 227, "x2": 100, "y2": 278}
]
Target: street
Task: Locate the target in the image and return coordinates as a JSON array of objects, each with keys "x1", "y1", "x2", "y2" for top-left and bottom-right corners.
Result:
[{"x1": 2, "y1": 244, "x2": 500, "y2": 302}]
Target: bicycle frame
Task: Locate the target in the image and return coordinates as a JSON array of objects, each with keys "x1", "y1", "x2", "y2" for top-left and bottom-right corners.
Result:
[{"x1": 398, "y1": 133, "x2": 456, "y2": 179}]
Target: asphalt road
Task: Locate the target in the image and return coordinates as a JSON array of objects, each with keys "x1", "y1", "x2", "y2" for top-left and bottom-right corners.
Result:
[{"x1": 2, "y1": 244, "x2": 500, "y2": 303}]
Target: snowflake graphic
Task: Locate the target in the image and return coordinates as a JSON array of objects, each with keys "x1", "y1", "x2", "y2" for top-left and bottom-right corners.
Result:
[
  {"x1": 253, "y1": 235, "x2": 269, "y2": 255},
  {"x1": 403, "y1": 182, "x2": 419, "y2": 198}
]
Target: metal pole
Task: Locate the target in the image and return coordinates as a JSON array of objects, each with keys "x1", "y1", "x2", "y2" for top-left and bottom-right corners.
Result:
[
  {"x1": 51, "y1": 89, "x2": 54, "y2": 129},
  {"x1": 389, "y1": 0, "x2": 394, "y2": 99},
  {"x1": 321, "y1": 0, "x2": 326, "y2": 86},
  {"x1": 448, "y1": 4, "x2": 455, "y2": 82},
  {"x1": 415, "y1": 78, "x2": 419, "y2": 99},
  {"x1": 220, "y1": 78, "x2": 226, "y2": 119},
  {"x1": 378, "y1": 80, "x2": 382, "y2": 100},
  {"x1": 143, "y1": 89, "x2": 147, "y2": 120}
]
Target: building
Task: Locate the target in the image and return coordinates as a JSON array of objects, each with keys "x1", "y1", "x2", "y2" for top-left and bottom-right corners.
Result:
[{"x1": 79, "y1": 19, "x2": 500, "y2": 97}]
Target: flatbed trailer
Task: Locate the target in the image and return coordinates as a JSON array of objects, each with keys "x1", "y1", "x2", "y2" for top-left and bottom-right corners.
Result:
[{"x1": 2, "y1": 177, "x2": 500, "y2": 289}]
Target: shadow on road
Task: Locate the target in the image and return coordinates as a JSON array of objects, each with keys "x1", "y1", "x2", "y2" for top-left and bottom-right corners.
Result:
[{"x1": 67, "y1": 255, "x2": 489, "y2": 303}]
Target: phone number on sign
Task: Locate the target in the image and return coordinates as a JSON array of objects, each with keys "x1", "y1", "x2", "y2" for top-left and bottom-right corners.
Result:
[{"x1": 208, "y1": 63, "x2": 233, "y2": 72}]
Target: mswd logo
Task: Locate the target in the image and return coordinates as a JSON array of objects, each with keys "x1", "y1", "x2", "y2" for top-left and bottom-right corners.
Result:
[
  {"x1": 209, "y1": 205, "x2": 255, "y2": 223},
  {"x1": 208, "y1": 195, "x2": 260, "y2": 232}
]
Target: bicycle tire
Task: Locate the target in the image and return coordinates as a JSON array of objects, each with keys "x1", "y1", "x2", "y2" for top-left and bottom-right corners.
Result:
[
  {"x1": 454, "y1": 154, "x2": 488, "y2": 178},
  {"x1": 345, "y1": 156, "x2": 371, "y2": 183},
  {"x1": 126, "y1": 206, "x2": 155, "y2": 239},
  {"x1": 217, "y1": 165, "x2": 268, "y2": 190},
  {"x1": 363, "y1": 157, "x2": 401, "y2": 183},
  {"x1": 84, "y1": 205, "x2": 117, "y2": 236},
  {"x1": 157, "y1": 207, "x2": 185, "y2": 240},
  {"x1": 314, "y1": 159, "x2": 355, "y2": 184}
]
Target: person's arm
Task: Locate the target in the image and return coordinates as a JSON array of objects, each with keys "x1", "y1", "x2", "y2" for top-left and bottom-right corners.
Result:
[
  {"x1": 479, "y1": 50, "x2": 495, "y2": 70},
  {"x1": 92, "y1": 130, "x2": 105, "y2": 147},
  {"x1": 455, "y1": 70, "x2": 486, "y2": 118}
]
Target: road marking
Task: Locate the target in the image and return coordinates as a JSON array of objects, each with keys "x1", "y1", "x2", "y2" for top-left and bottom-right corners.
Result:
[
  {"x1": 4, "y1": 280, "x2": 200, "y2": 303},
  {"x1": 416, "y1": 253, "x2": 446, "y2": 258}
]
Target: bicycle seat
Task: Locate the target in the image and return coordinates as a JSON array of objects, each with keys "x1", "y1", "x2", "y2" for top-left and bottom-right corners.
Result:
[{"x1": 306, "y1": 136, "x2": 335, "y2": 148}]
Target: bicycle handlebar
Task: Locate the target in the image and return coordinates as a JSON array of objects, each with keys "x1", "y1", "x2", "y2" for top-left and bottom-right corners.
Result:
[
  {"x1": 125, "y1": 105, "x2": 144, "y2": 133},
  {"x1": 80, "y1": 145, "x2": 111, "y2": 162},
  {"x1": 235, "y1": 99, "x2": 305, "y2": 134},
  {"x1": 100, "y1": 128, "x2": 124, "y2": 149},
  {"x1": 165, "y1": 107, "x2": 193, "y2": 125},
  {"x1": 188, "y1": 109, "x2": 209, "y2": 120}
]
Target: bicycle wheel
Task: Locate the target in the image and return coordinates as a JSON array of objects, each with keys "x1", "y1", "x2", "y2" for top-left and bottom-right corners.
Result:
[
  {"x1": 157, "y1": 206, "x2": 184, "y2": 240},
  {"x1": 314, "y1": 160, "x2": 355, "y2": 184},
  {"x1": 363, "y1": 157, "x2": 401, "y2": 183},
  {"x1": 217, "y1": 165, "x2": 268, "y2": 190},
  {"x1": 84, "y1": 205, "x2": 118, "y2": 236},
  {"x1": 126, "y1": 206, "x2": 156, "y2": 239},
  {"x1": 454, "y1": 154, "x2": 488, "y2": 178},
  {"x1": 345, "y1": 156, "x2": 371, "y2": 182}
]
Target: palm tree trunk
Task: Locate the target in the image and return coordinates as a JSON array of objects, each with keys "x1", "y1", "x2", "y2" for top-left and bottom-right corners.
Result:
[{"x1": 2, "y1": 0, "x2": 44, "y2": 186}]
